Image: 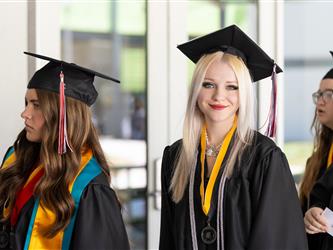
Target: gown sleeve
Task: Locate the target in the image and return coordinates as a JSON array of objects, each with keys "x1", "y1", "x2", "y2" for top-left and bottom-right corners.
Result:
[
  {"x1": 309, "y1": 163, "x2": 333, "y2": 210},
  {"x1": 159, "y1": 145, "x2": 176, "y2": 250},
  {"x1": 70, "y1": 174, "x2": 130, "y2": 250},
  {"x1": 247, "y1": 148, "x2": 308, "y2": 250}
]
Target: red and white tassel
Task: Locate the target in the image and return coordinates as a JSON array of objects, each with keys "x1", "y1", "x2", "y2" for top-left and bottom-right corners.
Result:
[
  {"x1": 265, "y1": 64, "x2": 278, "y2": 138},
  {"x1": 58, "y1": 71, "x2": 73, "y2": 155}
]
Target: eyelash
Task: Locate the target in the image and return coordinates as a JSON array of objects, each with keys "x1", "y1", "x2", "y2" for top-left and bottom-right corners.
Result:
[
  {"x1": 202, "y1": 82, "x2": 215, "y2": 89},
  {"x1": 202, "y1": 82, "x2": 239, "y2": 90},
  {"x1": 226, "y1": 85, "x2": 239, "y2": 90},
  {"x1": 24, "y1": 100, "x2": 40, "y2": 108}
]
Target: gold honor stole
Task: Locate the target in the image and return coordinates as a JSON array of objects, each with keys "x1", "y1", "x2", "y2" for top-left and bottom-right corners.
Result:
[
  {"x1": 200, "y1": 118, "x2": 237, "y2": 215},
  {"x1": 1, "y1": 148, "x2": 101, "y2": 250},
  {"x1": 328, "y1": 143, "x2": 333, "y2": 168}
]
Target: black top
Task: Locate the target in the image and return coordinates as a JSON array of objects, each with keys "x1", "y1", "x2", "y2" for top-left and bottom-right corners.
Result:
[
  {"x1": 159, "y1": 131, "x2": 308, "y2": 250},
  {"x1": 0, "y1": 153, "x2": 130, "y2": 250},
  {"x1": 308, "y1": 163, "x2": 333, "y2": 250}
]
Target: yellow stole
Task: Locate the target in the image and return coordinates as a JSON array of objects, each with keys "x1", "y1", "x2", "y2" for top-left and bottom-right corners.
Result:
[
  {"x1": 200, "y1": 118, "x2": 237, "y2": 215},
  {"x1": 1, "y1": 149, "x2": 95, "y2": 250},
  {"x1": 327, "y1": 143, "x2": 333, "y2": 168}
]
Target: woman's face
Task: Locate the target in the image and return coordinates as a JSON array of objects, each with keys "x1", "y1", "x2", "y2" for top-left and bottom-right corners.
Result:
[
  {"x1": 197, "y1": 59, "x2": 239, "y2": 126},
  {"x1": 21, "y1": 89, "x2": 45, "y2": 142},
  {"x1": 315, "y1": 78, "x2": 333, "y2": 129}
]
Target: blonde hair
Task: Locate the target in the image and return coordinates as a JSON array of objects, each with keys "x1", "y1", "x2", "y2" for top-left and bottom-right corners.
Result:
[{"x1": 170, "y1": 51, "x2": 255, "y2": 202}]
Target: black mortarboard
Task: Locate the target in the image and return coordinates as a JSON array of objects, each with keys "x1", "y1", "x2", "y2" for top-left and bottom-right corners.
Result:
[
  {"x1": 177, "y1": 24, "x2": 282, "y2": 82},
  {"x1": 24, "y1": 51, "x2": 120, "y2": 106},
  {"x1": 323, "y1": 51, "x2": 333, "y2": 80}
]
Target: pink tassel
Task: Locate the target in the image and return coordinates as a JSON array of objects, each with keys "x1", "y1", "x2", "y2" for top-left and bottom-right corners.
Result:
[
  {"x1": 265, "y1": 64, "x2": 277, "y2": 137},
  {"x1": 58, "y1": 71, "x2": 73, "y2": 155}
]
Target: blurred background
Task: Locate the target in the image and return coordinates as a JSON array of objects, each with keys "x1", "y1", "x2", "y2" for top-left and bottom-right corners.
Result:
[{"x1": 1, "y1": 1, "x2": 333, "y2": 249}]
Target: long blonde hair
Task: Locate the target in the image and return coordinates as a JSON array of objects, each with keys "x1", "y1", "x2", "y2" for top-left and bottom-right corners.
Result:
[
  {"x1": 170, "y1": 52, "x2": 255, "y2": 202},
  {"x1": 0, "y1": 89, "x2": 110, "y2": 237}
]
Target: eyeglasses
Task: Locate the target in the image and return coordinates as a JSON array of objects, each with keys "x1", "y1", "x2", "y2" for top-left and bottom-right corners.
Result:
[{"x1": 312, "y1": 89, "x2": 333, "y2": 104}]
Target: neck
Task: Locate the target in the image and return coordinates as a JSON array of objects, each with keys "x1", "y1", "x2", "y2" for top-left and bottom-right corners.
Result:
[{"x1": 206, "y1": 116, "x2": 235, "y2": 146}]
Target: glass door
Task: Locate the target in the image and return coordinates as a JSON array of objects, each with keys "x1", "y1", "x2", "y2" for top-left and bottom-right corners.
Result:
[{"x1": 60, "y1": 2, "x2": 147, "y2": 249}]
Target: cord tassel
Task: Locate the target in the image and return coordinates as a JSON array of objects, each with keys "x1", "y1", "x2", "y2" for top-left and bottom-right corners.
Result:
[
  {"x1": 58, "y1": 71, "x2": 73, "y2": 155},
  {"x1": 265, "y1": 64, "x2": 277, "y2": 138}
]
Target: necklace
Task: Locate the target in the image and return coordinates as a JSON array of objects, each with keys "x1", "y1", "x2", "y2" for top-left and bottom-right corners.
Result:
[{"x1": 205, "y1": 135, "x2": 222, "y2": 157}]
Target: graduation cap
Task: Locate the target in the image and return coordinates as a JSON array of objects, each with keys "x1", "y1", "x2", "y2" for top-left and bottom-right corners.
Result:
[
  {"x1": 177, "y1": 24, "x2": 282, "y2": 82},
  {"x1": 24, "y1": 51, "x2": 120, "y2": 106},
  {"x1": 24, "y1": 51, "x2": 120, "y2": 154},
  {"x1": 177, "y1": 24, "x2": 281, "y2": 137},
  {"x1": 323, "y1": 51, "x2": 333, "y2": 79}
]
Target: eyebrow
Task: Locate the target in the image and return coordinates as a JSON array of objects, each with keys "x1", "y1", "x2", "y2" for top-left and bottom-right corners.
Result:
[
  {"x1": 319, "y1": 88, "x2": 333, "y2": 92},
  {"x1": 25, "y1": 98, "x2": 39, "y2": 103},
  {"x1": 203, "y1": 78, "x2": 238, "y2": 84}
]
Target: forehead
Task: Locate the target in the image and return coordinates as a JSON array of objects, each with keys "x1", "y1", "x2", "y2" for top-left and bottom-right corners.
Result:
[
  {"x1": 320, "y1": 78, "x2": 333, "y2": 90},
  {"x1": 205, "y1": 59, "x2": 237, "y2": 81},
  {"x1": 25, "y1": 88, "x2": 38, "y2": 100}
]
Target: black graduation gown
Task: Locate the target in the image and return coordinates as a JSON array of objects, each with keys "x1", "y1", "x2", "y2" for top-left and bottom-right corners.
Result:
[
  {"x1": 301, "y1": 162, "x2": 326, "y2": 215},
  {"x1": 0, "y1": 160, "x2": 130, "y2": 250},
  {"x1": 308, "y1": 162, "x2": 333, "y2": 250},
  {"x1": 301, "y1": 160, "x2": 327, "y2": 250},
  {"x1": 159, "y1": 131, "x2": 308, "y2": 250}
]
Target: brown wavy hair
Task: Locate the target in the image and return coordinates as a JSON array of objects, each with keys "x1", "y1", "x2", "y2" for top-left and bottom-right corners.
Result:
[
  {"x1": 0, "y1": 89, "x2": 110, "y2": 237},
  {"x1": 299, "y1": 112, "x2": 333, "y2": 206}
]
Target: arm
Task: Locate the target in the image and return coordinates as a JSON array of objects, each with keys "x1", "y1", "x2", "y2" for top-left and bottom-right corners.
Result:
[
  {"x1": 309, "y1": 164, "x2": 333, "y2": 209},
  {"x1": 70, "y1": 174, "x2": 130, "y2": 250},
  {"x1": 247, "y1": 148, "x2": 308, "y2": 250},
  {"x1": 159, "y1": 146, "x2": 176, "y2": 250},
  {"x1": 303, "y1": 164, "x2": 333, "y2": 235},
  {"x1": 304, "y1": 207, "x2": 327, "y2": 234}
]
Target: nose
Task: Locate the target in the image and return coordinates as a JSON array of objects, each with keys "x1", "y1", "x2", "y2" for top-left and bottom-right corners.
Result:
[
  {"x1": 316, "y1": 95, "x2": 325, "y2": 106},
  {"x1": 212, "y1": 86, "x2": 226, "y2": 101},
  {"x1": 21, "y1": 106, "x2": 32, "y2": 120}
]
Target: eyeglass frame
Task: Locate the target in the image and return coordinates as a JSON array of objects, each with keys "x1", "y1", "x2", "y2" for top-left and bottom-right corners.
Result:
[{"x1": 312, "y1": 89, "x2": 333, "y2": 104}]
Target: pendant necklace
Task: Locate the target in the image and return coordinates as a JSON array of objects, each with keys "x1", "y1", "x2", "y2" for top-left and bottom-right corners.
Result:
[
  {"x1": 201, "y1": 220, "x2": 217, "y2": 244},
  {"x1": 205, "y1": 134, "x2": 222, "y2": 158}
]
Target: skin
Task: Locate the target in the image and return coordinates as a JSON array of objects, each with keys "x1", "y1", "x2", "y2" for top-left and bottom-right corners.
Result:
[
  {"x1": 316, "y1": 78, "x2": 333, "y2": 130},
  {"x1": 197, "y1": 59, "x2": 239, "y2": 174},
  {"x1": 304, "y1": 207, "x2": 327, "y2": 234},
  {"x1": 304, "y1": 79, "x2": 333, "y2": 234},
  {"x1": 21, "y1": 89, "x2": 45, "y2": 142}
]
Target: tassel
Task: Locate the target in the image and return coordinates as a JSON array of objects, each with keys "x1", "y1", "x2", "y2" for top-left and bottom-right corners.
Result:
[
  {"x1": 58, "y1": 71, "x2": 73, "y2": 155},
  {"x1": 265, "y1": 64, "x2": 277, "y2": 138}
]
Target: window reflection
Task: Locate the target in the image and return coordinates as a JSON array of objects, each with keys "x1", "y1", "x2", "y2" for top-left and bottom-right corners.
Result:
[{"x1": 60, "y1": 1, "x2": 147, "y2": 249}]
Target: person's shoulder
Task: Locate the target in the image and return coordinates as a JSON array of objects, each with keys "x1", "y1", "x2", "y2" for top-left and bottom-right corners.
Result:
[
  {"x1": 89, "y1": 172, "x2": 110, "y2": 187},
  {"x1": 82, "y1": 173, "x2": 120, "y2": 204},
  {"x1": 1, "y1": 146, "x2": 15, "y2": 167},
  {"x1": 164, "y1": 139, "x2": 182, "y2": 155},
  {"x1": 239, "y1": 131, "x2": 283, "y2": 171},
  {"x1": 238, "y1": 131, "x2": 289, "y2": 179},
  {"x1": 161, "y1": 139, "x2": 182, "y2": 178},
  {"x1": 250, "y1": 131, "x2": 280, "y2": 155}
]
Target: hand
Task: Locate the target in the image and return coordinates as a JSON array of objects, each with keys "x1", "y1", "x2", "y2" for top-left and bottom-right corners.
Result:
[{"x1": 304, "y1": 207, "x2": 327, "y2": 234}]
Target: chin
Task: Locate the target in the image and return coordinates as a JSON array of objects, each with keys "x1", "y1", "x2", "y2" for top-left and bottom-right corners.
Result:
[{"x1": 26, "y1": 134, "x2": 41, "y2": 143}]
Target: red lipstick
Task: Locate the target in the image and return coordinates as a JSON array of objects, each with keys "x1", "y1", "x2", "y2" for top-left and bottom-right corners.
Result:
[{"x1": 209, "y1": 104, "x2": 227, "y2": 110}]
